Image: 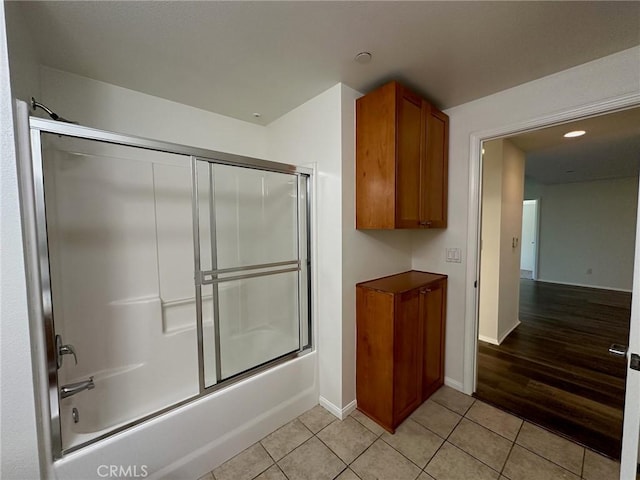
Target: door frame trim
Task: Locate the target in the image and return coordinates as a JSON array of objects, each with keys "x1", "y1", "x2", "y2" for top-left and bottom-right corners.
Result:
[
  {"x1": 464, "y1": 91, "x2": 640, "y2": 394},
  {"x1": 464, "y1": 90, "x2": 640, "y2": 472}
]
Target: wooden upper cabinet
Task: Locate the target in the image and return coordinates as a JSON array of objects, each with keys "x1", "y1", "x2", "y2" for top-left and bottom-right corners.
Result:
[{"x1": 356, "y1": 81, "x2": 449, "y2": 229}]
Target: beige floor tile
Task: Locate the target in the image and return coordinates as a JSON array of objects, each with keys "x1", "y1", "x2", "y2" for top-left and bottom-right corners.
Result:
[
  {"x1": 278, "y1": 437, "x2": 346, "y2": 480},
  {"x1": 212, "y1": 443, "x2": 273, "y2": 480},
  {"x1": 582, "y1": 449, "x2": 620, "y2": 480},
  {"x1": 430, "y1": 386, "x2": 475, "y2": 415},
  {"x1": 448, "y1": 418, "x2": 512, "y2": 471},
  {"x1": 350, "y1": 409, "x2": 386, "y2": 436},
  {"x1": 350, "y1": 439, "x2": 421, "y2": 480},
  {"x1": 298, "y1": 405, "x2": 337, "y2": 434},
  {"x1": 317, "y1": 416, "x2": 377, "y2": 464},
  {"x1": 418, "y1": 473, "x2": 436, "y2": 480},
  {"x1": 381, "y1": 419, "x2": 443, "y2": 468},
  {"x1": 465, "y1": 401, "x2": 523, "y2": 441},
  {"x1": 260, "y1": 418, "x2": 313, "y2": 461},
  {"x1": 502, "y1": 445, "x2": 580, "y2": 480},
  {"x1": 410, "y1": 400, "x2": 461, "y2": 438},
  {"x1": 253, "y1": 464, "x2": 287, "y2": 480},
  {"x1": 335, "y1": 468, "x2": 361, "y2": 480},
  {"x1": 197, "y1": 473, "x2": 213, "y2": 480},
  {"x1": 425, "y1": 442, "x2": 499, "y2": 480},
  {"x1": 515, "y1": 422, "x2": 584, "y2": 475}
]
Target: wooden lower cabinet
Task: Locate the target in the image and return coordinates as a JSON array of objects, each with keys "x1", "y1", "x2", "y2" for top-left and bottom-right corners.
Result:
[{"x1": 356, "y1": 270, "x2": 447, "y2": 433}]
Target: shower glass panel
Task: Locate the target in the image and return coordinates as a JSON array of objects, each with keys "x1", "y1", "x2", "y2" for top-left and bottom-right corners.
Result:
[
  {"x1": 40, "y1": 133, "x2": 199, "y2": 452},
  {"x1": 28, "y1": 118, "x2": 312, "y2": 459},
  {"x1": 196, "y1": 160, "x2": 307, "y2": 385}
]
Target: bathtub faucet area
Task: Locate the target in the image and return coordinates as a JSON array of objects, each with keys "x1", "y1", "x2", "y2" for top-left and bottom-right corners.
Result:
[{"x1": 60, "y1": 377, "x2": 94, "y2": 399}]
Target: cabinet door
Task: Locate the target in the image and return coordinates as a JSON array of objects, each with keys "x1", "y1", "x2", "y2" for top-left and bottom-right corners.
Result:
[
  {"x1": 356, "y1": 287, "x2": 395, "y2": 429},
  {"x1": 421, "y1": 281, "x2": 446, "y2": 399},
  {"x1": 394, "y1": 289, "x2": 423, "y2": 423},
  {"x1": 396, "y1": 88, "x2": 423, "y2": 228},
  {"x1": 421, "y1": 105, "x2": 448, "y2": 228}
]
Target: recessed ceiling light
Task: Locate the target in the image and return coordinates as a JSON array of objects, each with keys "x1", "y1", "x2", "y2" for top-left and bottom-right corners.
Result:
[
  {"x1": 253, "y1": 113, "x2": 261, "y2": 118},
  {"x1": 563, "y1": 130, "x2": 586, "y2": 138},
  {"x1": 354, "y1": 52, "x2": 372, "y2": 64}
]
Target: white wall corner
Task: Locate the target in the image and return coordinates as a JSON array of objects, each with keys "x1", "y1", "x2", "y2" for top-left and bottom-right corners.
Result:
[
  {"x1": 444, "y1": 377, "x2": 464, "y2": 392},
  {"x1": 319, "y1": 396, "x2": 356, "y2": 420},
  {"x1": 477, "y1": 335, "x2": 499, "y2": 346},
  {"x1": 498, "y1": 320, "x2": 521, "y2": 345}
]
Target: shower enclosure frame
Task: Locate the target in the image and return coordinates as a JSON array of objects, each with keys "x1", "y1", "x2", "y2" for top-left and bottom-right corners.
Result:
[{"x1": 24, "y1": 117, "x2": 314, "y2": 460}]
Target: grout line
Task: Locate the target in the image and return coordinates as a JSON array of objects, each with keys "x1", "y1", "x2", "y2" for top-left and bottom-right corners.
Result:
[
  {"x1": 344, "y1": 434, "x2": 379, "y2": 468},
  {"x1": 276, "y1": 464, "x2": 291, "y2": 480},
  {"x1": 313, "y1": 417, "x2": 338, "y2": 436},
  {"x1": 462, "y1": 414, "x2": 522, "y2": 443},
  {"x1": 580, "y1": 446, "x2": 585, "y2": 478},
  {"x1": 429, "y1": 395, "x2": 476, "y2": 419},
  {"x1": 313, "y1": 431, "x2": 350, "y2": 466},
  {"x1": 440, "y1": 441, "x2": 502, "y2": 476},
  {"x1": 499, "y1": 418, "x2": 525, "y2": 478},
  {"x1": 349, "y1": 412, "x2": 384, "y2": 438},
  {"x1": 514, "y1": 441, "x2": 584, "y2": 478},
  {"x1": 378, "y1": 434, "x2": 427, "y2": 471}
]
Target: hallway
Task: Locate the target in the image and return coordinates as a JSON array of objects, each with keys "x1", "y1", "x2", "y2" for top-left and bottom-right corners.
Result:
[{"x1": 476, "y1": 280, "x2": 631, "y2": 459}]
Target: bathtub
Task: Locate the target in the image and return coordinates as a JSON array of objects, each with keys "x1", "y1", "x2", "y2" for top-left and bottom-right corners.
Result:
[{"x1": 59, "y1": 320, "x2": 299, "y2": 452}]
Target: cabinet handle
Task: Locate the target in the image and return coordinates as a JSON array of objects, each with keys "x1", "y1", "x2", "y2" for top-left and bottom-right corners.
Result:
[
  {"x1": 420, "y1": 288, "x2": 432, "y2": 294},
  {"x1": 419, "y1": 221, "x2": 432, "y2": 227}
]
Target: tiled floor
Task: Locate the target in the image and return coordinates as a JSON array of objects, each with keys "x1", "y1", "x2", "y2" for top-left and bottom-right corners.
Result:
[{"x1": 198, "y1": 386, "x2": 625, "y2": 480}]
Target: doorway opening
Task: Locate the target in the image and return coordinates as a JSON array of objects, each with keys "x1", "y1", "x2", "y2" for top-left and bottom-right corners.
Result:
[
  {"x1": 520, "y1": 199, "x2": 538, "y2": 280},
  {"x1": 475, "y1": 107, "x2": 640, "y2": 459}
]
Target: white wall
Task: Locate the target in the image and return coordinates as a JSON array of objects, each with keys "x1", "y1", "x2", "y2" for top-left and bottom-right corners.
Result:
[
  {"x1": 535, "y1": 177, "x2": 638, "y2": 291},
  {"x1": 4, "y1": 1, "x2": 40, "y2": 103},
  {"x1": 0, "y1": 3, "x2": 42, "y2": 478},
  {"x1": 478, "y1": 139, "x2": 524, "y2": 345},
  {"x1": 438, "y1": 45, "x2": 640, "y2": 393},
  {"x1": 497, "y1": 140, "x2": 525, "y2": 341},
  {"x1": 267, "y1": 83, "x2": 413, "y2": 416},
  {"x1": 340, "y1": 85, "x2": 413, "y2": 408},
  {"x1": 40, "y1": 67, "x2": 268, "y2": 159},
  {"x1": 267, "y1": 84, "x2": 344, "y2": 414},
  {"x1": 478, "y1": 140, "x2": 502, "y2": 343}
]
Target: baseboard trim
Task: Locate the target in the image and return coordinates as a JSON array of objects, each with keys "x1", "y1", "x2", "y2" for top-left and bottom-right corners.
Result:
[
  {"x1": 478, "y1": 320, "x2": 521, "y2": 346},
  {"x1": 535, "y1": 278, "x2": 632, "y2": 293},
  {"x1": 444, "y1": 377, "x2": 464, "y2": 392},
  {"x1": 478, "y1": 334, "x2": 499, "y2": 345},
  {"x1": 498, "y1": 320, "x2": 521, "y2": 344},
  {"x1": 319, "y1": 396, "x2": 356, "y2": 420}
]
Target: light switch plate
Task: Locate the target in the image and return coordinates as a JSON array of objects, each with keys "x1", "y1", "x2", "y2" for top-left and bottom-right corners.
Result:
[{"x1": 446, "y1": 248, "x2": 462, "y2": 263}]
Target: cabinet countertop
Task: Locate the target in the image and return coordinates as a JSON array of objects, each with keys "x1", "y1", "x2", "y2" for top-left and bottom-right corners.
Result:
[{"x1": 356, "y1": 270, "x2": 447, "y2": 294}]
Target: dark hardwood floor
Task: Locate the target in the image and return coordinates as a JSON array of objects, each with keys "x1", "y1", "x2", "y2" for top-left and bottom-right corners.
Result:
[{"x1": 476, "y1": 279, "x2": 631, "y2": 459}]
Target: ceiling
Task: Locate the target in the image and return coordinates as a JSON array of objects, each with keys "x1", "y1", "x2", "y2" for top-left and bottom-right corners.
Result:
[
  {"x1": 11, "y1": 1, "x2": 640, "y2": 125},
  {"x1": 506, "y1": 107, "x2": 640, "y2": 185}
]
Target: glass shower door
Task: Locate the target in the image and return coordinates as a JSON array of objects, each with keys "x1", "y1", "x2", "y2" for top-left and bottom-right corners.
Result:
[
  {"x1": 195, "y1": 160, "x2": 309, "y2": 387},
  {"x1": 38, "y1": 133, "x2": 199, "y2": 453}
]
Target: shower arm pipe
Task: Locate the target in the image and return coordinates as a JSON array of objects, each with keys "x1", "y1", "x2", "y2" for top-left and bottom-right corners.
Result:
[{"x1": 30, "y1": 98, "x2": 78, "y2": 124}]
